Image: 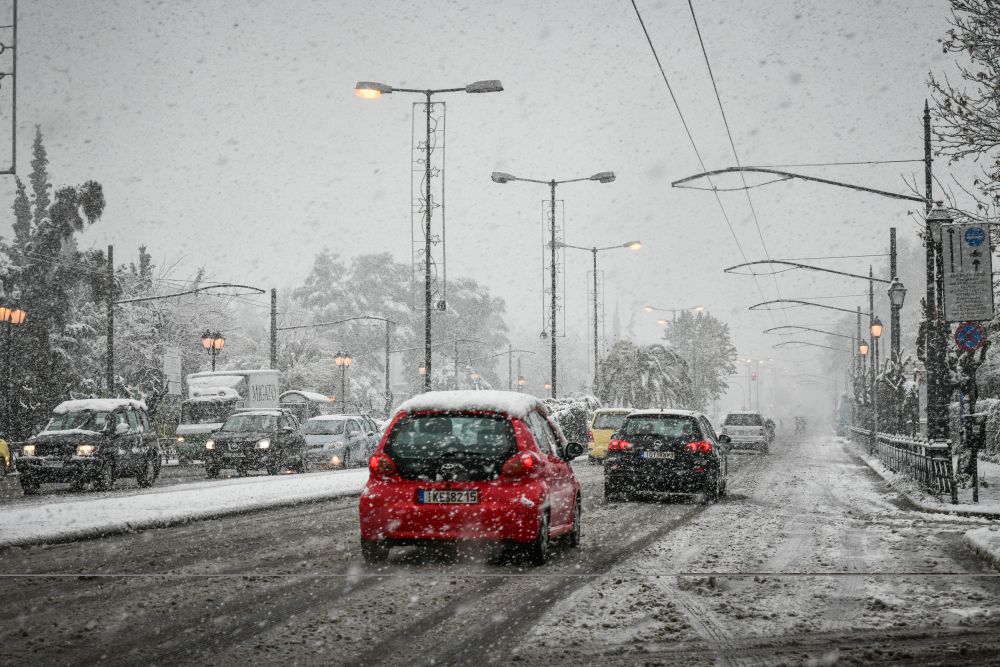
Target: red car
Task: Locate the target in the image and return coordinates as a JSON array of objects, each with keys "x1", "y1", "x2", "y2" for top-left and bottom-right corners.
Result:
[{"x1": 359, "y1": 391, "x2": 585, "y2": 565}]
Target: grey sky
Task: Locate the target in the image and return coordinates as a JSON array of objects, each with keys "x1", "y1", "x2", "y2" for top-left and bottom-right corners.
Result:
[{"x1": 0, "y1": 0, "x2": 962, "y2": 405}]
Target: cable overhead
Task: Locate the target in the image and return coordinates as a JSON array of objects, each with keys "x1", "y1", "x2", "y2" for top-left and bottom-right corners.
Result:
[
  {"x1": 629, "y1": 0, "x2": 774, "y2": 322},
  {"x1": 686, "y1": 0, "x2": 785, "y2": 318}
]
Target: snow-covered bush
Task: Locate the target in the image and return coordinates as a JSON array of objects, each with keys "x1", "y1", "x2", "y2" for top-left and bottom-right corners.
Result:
[{"x1": 543, "y1": 395, "x2": 600, "y2": 445}]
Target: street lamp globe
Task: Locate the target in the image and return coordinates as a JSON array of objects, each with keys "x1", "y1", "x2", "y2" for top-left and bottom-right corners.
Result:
[
  {"x1": 0, "y1": 305, "x2": 9, "y2": 322},
  {"x1": 643, "y1": 306, "x2": 654, "y2": 313},
  {"x1": 543, "y1": 383, "x2": 552, "y2": 390},
  {"x1": 491, "y1": 171, "x2": 516, "y2": 184},
  {"x1": 354, "y1": 81, "x2": 393, "y2": 99},
  {"x1": 201, "y1": 331, "x2": 214, "y2": 350},
  {"x1": 590, "y1": 172, "x2": 616, "y2": 184},
  {"x1": 926, "y1": 204, "x2": 954, "y2": 243},
  {"x1": 624, "y1": 240, "x2": 642, "y2": 250},
  {"x1": 418, "y1": 366, "x2": 427, "y2": 376},
  {"x1": 888, "y1": 278, "x2": 907, "y2": 308},
  {"x1": 657, "y1": 319, "x2": 669, "y2": 325},
  {"x1": 212, "y1": 334, "x2": 225, "y2": 351},
  {"x1": 870, "y1": 318, "x2": 884, "y2": 339},
  {"x1": 517, "y1": 376, "x2": 527, "y2": 386},
  {"x1": 9, "y1": 308, "x2": 25, "y2": 325},
  {"x1": 858, "y1": 339, "x2": 870, "y2": 356}
]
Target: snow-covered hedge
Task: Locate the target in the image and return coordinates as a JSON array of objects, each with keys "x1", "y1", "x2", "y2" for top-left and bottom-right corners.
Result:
[
  {"x1": 542, "y1": 395, "x2": 601, "y2": 445},
  {"x1": 949, "y1": 397, "x2": 1000, "y2": 460}
]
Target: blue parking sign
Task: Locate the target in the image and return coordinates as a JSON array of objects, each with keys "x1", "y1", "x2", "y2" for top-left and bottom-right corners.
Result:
[{"x1": 965, "y1": 226, "x2": 986, "y2": 247}]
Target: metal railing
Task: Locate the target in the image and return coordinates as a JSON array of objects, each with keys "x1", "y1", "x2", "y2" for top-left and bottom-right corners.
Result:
[{"x1": 849, "y1": 427, "x2": 953, "y2": 497}]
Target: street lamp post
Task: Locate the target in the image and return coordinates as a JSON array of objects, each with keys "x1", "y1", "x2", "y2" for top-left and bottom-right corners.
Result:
[
  {"x1": 357, "y1": 79, "x2": 503, "y2": 393},
  {"x1": 871, "y1": 318, "x2": 884, "y2": 436},
  {"x1": 492, "y1": 170, "x2": 616, "y2": 397},
  {"x1": 335, "y1": 352, "x2": 353, "y2": 413},
  {"x1": 1, "y1": 305, "x2": 26, "y2": 439},
  {"x1": 200, "y1": 331, "x2": 225, "y2": 372},
  {"x1": 556, "y1": 239, "x2": 641, "y2": 391}
]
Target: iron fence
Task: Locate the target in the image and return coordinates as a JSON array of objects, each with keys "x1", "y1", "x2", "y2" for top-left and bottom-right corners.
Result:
[{"x1": 848, "y1": 427, "x2": 953, "y2": 497}]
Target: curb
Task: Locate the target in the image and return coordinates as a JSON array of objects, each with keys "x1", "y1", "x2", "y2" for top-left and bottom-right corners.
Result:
[
  {"x1": 841, "y1": 438, "x2": 1000, "y2": 520},
  {"x1": 0, "y1": 487, "x2": 362, "y2": 551},
  {"x1": 964, "y1": 528, "x2": 1000, "y2": 573}
]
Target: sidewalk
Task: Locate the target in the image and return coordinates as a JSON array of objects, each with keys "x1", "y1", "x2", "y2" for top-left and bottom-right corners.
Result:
[
  {"x1": 844, "y1": 437, "x2": 1000, "y2": 518},
  {"x1": 0, "y1": 468, "x2": 369, "y2": 549}
]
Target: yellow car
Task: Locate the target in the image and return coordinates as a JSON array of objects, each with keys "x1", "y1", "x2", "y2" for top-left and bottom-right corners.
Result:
[
  {"x1": 0, "y1": 437, "x2": 9, "y2": 476},
  {"x1": 588, "y1": 408, "x2": 633, "y2": 462}
]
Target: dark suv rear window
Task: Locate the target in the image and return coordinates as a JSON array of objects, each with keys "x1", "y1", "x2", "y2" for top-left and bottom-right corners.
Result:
[
  {"x1": 621, "y1": 415, "x2": 701, "y2": 439},
  {"x1": 724, "y1": 413, "x2": 763, "y2": 426},
  {"x1": 385, "y1": 413, "x2": 517, "y2": 481}
]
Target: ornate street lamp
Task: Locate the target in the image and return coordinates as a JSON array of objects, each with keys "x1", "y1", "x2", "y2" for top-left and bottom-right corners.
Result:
[
  {"x1": 887, "y1": 278, "x2": 907, "y2": 363},
  {"x1": 1, "y1": 305, "x2": 27, "y2": 438},
  {"x1": 858, "y1": 339, "x2": 869, "y2": 356},
  {"x1": 335, "y1": 351, "x2": 353, "y2": 413},
  {"x1": 200, "y1": 331, "x2": 225, "y2": 372}
]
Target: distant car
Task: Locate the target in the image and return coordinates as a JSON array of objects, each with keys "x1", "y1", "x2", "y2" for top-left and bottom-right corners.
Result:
[
  {"x1": 720, "y1": 411, "x2": 769, "y2": 454},
  {"x1": 203, "y1": 409, "x2": 308, "y2": 477},
  {"x1": 587, "y1": 408, "x2": 632, "y2": 463},
  {"x1": 359, "y1": 390, "x2": 585, "y2": 566},
  {"x1": 0, "y1": 436, "x2": 9, "y2": 477},
  {"x1": 302, "y1": 414, "x2": 380, "y2": 468},
  {"x1": 15, "y1": 399, "x2": 161, "y2": 495},
  {"x1": 604, "y1": 409, "x2": 728, "y2": 502}
]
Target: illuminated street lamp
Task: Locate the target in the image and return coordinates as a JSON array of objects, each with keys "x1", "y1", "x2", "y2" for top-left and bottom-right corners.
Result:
[
  {"x1": 358, "y1": 79, "x2": 503, "y2": 393},
  {"x1": 335, "y1": 352, "x2": 353, "y2": 412},
  {"x1": 517, "y1": 375, "x2": 527, "y2": 392},
  {"x1": 200, "y1": 331, "x2": 225, "y2": 372},
  {"x1": 858, "y1": 339, "x2": 869, "y2": 356},
  {"x1": 492, "y1": 169, "x2": 617, "y2": 397},
  {"x1": 1, "y1": 304, "x2": 27, "y2": 438}
]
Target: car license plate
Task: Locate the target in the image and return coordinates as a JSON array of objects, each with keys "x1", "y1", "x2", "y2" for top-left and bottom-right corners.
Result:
[
  {"x1": 642, "y1": 450, "x2": 674, "y2": 460},
  {"x1": 418, "y1": 489, "x2": 479, "y2": 504}
]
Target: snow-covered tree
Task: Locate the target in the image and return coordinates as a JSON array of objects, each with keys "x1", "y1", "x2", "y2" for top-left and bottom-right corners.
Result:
[
  {"x1": 597, "y1": 340, "x2": 692, "y2": 409},
  {"x1": 662, "y1": 310, "x2": 738, "y2": 412}
]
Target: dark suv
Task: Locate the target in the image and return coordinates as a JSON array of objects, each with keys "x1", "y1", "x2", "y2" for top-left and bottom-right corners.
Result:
[
  {"x1": 604, "y1": 409, "x2": 728, "y2": 502},
  {"x1": 203, "y1": 409, "x2": 308, "y2": 477},
  {"x1": 16, "y1": 399, "x2": 161, "y2": 495}
]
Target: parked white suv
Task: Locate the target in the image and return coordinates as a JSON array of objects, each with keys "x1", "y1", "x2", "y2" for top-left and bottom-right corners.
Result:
[{"x1": 719, "y1": 411, "x2": 768, "y2": 454}]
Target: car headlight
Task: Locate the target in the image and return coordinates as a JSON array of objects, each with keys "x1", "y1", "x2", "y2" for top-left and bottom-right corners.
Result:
[
  {"x1": 22, "y1": 444, "x2": 35, "y2": 457},
  {"x1": 257, "y1": 438, "x2": 271, "y2": 450},
  {"x1": 205, "y1": 440, "x2": 215, "y2": 450},
  {"x1": 76, "y1": 444, "x2": 96, "y2": 456},
  {"x1": 176, "y1": 436, "x2": 185, "y2": 443}
]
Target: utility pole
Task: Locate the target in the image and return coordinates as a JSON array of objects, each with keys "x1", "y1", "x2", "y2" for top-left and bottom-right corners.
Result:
[
  {"x1": 508, "y1": 344, "x2": 513, "y2": 391},
  {"x1": 270, "y1": 288, "x2": 277, "y2": 369},
  {"x1": 423, "y1": 92, "x2": 433, "y2": 394},
  {"x1": 549, "y1": 180, "x2": 558, "y2": 398},
  {"x1": 923, "y1": 100, "x2": 944, "y2": 440},
  {"x1": 890, "y1": 228, "x2": 899, "y2": 361},
  {"x1": 105, "y1": 244, "x2": 114, "y2": 396},
  {"x1": 869, "y1": 265, "x2": 875, "y2": 387},
  {"x1": 592, "y1": 247, "x2": 599, "y2": 392}
]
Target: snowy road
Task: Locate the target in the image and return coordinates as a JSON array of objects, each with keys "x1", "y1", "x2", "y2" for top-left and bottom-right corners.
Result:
[{"x1": 3, "y1": 434, "x2": 1000, "y2": 665}]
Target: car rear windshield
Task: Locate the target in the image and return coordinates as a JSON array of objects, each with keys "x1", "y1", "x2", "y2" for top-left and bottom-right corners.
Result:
[
  {"x1": 181, "y1": 400, "x2": 235, "y2": 425},
  {"x1": 220, "y1": 414, "x2": 278, "y2": 432},
  {"x1": 593, "y1": 413, "x2": 628, "y2": 430},
  {"x1": 724, "y1": 413, "x2": 763, "y2": 426},
  {"x1": 385, "y1": 413, "x2": 517, "y2": 481},
  {"x1": 303, "y1": 419, "x2": 345, "y2": 435},
  {"x1": 621, "y1": 415, "x2": 701, "y2": 439}
]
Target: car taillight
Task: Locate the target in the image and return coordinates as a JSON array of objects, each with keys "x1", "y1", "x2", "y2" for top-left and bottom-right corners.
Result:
[
  {"x1": 608, "y1": 439, "x2": 634, "y2": 452},
  {"x1": 587, "y1": 430, "x2": 594, "y2": 443},
  {"x1": 685, "y1": 440, "x2": 713, "y2": 454},
  {"x1": 368, "y1": 453, "x2": 397, "y2": 478},
  {"x1": 501, "y1": 451, "x2": 538, "y2": 478}
]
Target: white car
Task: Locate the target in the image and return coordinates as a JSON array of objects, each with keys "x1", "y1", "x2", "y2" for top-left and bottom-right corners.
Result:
[
  {"x1": 719, "y1": 411, "x2": 769, "y2": 454},
  {"x1": 302, "y1": 415, "x2": 380, "y2": 468}
]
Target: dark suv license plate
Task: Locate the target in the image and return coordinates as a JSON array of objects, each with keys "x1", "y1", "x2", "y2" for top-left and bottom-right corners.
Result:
[
  {"x1": 642, "y1": 450, "x2": 674, "y2": 460},
  {"x1": 418, "y1": 489, "x2": 479, "y2": 504}
]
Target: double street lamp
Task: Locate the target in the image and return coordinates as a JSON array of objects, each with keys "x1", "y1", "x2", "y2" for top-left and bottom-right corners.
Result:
[
  {"x1": 555, "y1": 239, "x2": 641, "y2": 391},
  {"x1": 334, "y1": 352, "x2": 353, "y2": 413},
  {"x1": 200, "y1": 331, "x2": 225, "y2": 372},
  {"x1": 1, "y1": 304, "x2": 26, "y2": 438},
  {"x1": 357, "y1": 79, "x2": 503, "y2": 393},
  {"x1": 491, "y1": 170, "x2": 617, "y2": 397}
]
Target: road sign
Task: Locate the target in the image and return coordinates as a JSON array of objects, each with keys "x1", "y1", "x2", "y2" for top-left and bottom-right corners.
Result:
[
  {"x1": 942, "y1": 222, "x2": 994, "y2": 322},
  {"x1": 162, "y1": 347, "x2": 182, "y2": 395},
  {"x1": 954, "y1": 321, "x2": 986, "y2": 352}
]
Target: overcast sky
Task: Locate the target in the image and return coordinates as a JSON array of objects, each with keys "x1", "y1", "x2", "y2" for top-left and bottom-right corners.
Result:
[{"x1": 0, "y1": 0, "x2": 967, "y2": 410}]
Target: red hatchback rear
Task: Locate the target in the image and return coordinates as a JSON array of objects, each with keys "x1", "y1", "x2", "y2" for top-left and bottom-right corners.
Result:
[{"x1": 359, "y1": 391, "x2": 584, "y2": 565}]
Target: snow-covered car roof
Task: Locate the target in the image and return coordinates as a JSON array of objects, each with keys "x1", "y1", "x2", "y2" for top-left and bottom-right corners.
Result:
[
  {"x1": 724, "y1": 410, "x2": 762, "y2": 416},
  {"x1": 53, "y1": 398, "x2": 148, "y2": 414},
  {"x1": 593, "y1": 407, "x2": 634, "y2": 414},
  {"x1": 280, "y1": 390, "x2": 334, "y2": 403},
  {"x1": 626, "y1": 408, "x2": 700, "y2": 418},
  {"x1": 395, "y1": 390, "x2": 544, "y2": 420},
  {"x1": 228, "y1": 409, "x2": 283, "y2": 417}
]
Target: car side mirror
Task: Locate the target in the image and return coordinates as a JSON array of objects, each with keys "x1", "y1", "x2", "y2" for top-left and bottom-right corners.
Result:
[
  {"x1": 115, "y1": 422, "x2": 130, "y2": 436},
  {"x1": 564, "y1": 442, "x2": 585, "y2": 460},
  {"x1": 281, "y1": 426, "x2": 295, "y2": 434},
  {"x1": 719, "y1": 434, "x2": 731, "y2": 444}
]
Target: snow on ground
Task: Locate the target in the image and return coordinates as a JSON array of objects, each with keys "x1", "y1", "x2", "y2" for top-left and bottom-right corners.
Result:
[
  {"x1": 0, "y1": 468, "x2": 369, "y2": 548},
  {"x1": 530, "y1": 435, "x2": 1000, "y2": 662},
  {"x1": 965, "y1": 526, "x2": 1000, "y2": 572},
  {"x1": 846, "y1": 437, "x2": 1000, "y2": 517}
]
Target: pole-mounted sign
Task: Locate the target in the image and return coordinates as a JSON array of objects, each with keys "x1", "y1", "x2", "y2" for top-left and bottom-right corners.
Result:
[
  {"x1": 954, "y1": 321, "x2": 986, "y2": 352},
  {"x1": 942, "y1": 223, "x2": 994, "y2": 323}
]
